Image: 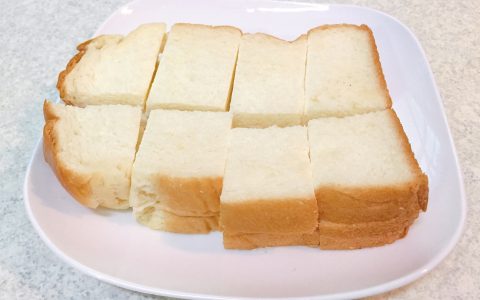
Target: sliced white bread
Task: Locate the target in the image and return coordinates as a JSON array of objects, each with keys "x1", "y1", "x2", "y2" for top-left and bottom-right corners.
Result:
[
  {"x1": 134, "y1": 204, "x2": 219, "y2": 234},
  {"x1": 305, "y1": 24, "x2": 391, "y2": 120},
  {"x1": 224, "y1": 231, "x2": 319, "y2": 250},
  {"x1": 43, "y1": 101, "x2": 142, "y2": 209},
  {"x1": 130, "y1": 109, "x2": 232, "y2": 219},
  {"x1": 308, "y1": 109, "x2": 428, "y2": 225},
  {"x1": 230, "y1": 34, "x2": 306, "y2": 128},
  {"x1": 146, "y1": 23, "x2": 241, "y2": 112},
  {"x1": 225, "y1": 193, "x2": 419, "y2": 249},
  {"x1": 220, "y1": 126, "x2": 318, "y2": 234},
  {"x1": 57, "y1": 23, "x2": 166, "y2": 107}
]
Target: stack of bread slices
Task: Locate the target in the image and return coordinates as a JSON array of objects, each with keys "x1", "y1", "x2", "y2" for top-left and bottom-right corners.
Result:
[{"x1": 44, "y1": 22, "x2": 428, "y2": 250}]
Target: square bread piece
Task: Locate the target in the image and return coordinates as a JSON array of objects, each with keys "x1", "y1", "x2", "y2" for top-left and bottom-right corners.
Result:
[
  {"x1": 220, "y1": 126, "x2": 318, "y2": 234},
  {"x1": 130, "y1": 109, "x2": 232, "y2": 218},
  {"x1": 229, "y1": 33, "x2": 306, "y2": 128},
  {"x1": 305, "y1": 24, "x2": 391, "y2": 120},
  {"x1": 308, "y1": 109, "x2": 428, "y2": 224},
  {"x1": 43, "y1": 101, "x2": 142, "y2": 209},
  {"x1": 146, "y1": 23, "x2": 242, "y2": 112},
  {"x1": 134, "y1": 204, "x2": 219, "y2": 234},
  {"x1": 57, "y1": 23, "x2": 167, "y2": 107}
]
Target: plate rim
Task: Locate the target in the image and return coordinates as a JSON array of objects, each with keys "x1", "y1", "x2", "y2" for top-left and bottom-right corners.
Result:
[{"x1": 24, "y1": 0, "x2": 467, "y2": 299}]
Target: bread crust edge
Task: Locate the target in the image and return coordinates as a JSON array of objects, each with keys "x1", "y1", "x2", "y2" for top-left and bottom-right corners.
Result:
[
  {"x1": 388, "y1": 109, "x2": 429, "y2": 211},
  {"x1": 223, "y1": 230, "x2": 319, "y2": 250},
  {"x1": 56, "y1": 39, "x2": 94, "y2": 105},
  {"x1": 43, "y1": 101, "x2": 98, "y2": 208},
  {"x1": 220, "y1": 197, "x2": 318, "y2": 234}
]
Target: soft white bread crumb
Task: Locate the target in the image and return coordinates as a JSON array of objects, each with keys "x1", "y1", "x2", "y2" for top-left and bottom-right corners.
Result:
[
  {"x1": 230, "y1": 33, "x2": 306, "y2": 128},
  {"x1": 134, "y1": 204, "x2": 219, "y2": 234},
  {"x1": 43, "y1": 101, "x2": 142, "y2": 209},
  {"x1": 220, "y1": 126, "x2": 318, "y2": 234},
  {"x1": 130, "y1": 109, "x2": 232, "y2": 217},
  {"x1": 308, "y1": 109, "x2": 428, "y2": 224},
  {"x1": 57, "y1": 23, "x2": 166, "y2": 107},
  {"x1": 146, "y1": 23, "x2": 242, "y2": 112},
  {"x1": 305, "y1": 24, "x2": 391, "y2": 119}
]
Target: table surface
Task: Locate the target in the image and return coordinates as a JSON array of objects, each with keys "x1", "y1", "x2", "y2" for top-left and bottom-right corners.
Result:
[{"x1": 1, "y1": 0, "x2": 479, "y2": 299}]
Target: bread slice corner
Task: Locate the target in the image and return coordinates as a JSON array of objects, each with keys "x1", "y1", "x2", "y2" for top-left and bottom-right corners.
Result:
[
  {"x1": 43, "y1": 100, "x2": 142, "y2": 209},
  {"x1": 146, "y1": 23, "x2": 242, "y2": 113},
  {"x1": 220, "y1": 126, "x2": 318, "y2": 234},
  {"x1": 130, "y1": 109, "x2": 233, "y2": 219},
  {"x1": 57, "y1": 23, "x2": 167, "y2": 107},
  {"x1": 305, "y1": 24, "x2": 392, "y2": 120},
  {"x1": 308, "y1": 109, "x2": 428, "y2": 226}
]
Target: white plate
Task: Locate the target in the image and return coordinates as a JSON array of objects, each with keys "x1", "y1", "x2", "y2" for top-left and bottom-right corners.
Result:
[{"x1": 24, "y1": 0, "x2": 466, "y2": 299}]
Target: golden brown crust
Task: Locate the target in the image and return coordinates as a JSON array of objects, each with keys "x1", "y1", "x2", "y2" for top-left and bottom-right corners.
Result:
[
  {"x1": 315, "y1": 184, "x2": 423, "y2": 224},
  {"x1": 43, "y1": 101, "x2": 97, "y2": 208},
  {"x1": 149, "y1": 175, "x2": 222, "y2": 216},
  {"x1": 388, "y1": 109, "x2": 429, "y2": 211},
  {"x1": 318, "y1": 208, "x2": 418, "y2": 239},
  {"x1": 220, "y1": 197, "x2": 318, "y2": 234},
  {"x1": 223, "y1": 231, "x2": 319, "y2": 250},
  {"x1": 319, "y1": 227, "x2": 408, "y2": 250},
  {"x1": 136, "y1": 206, "x2": 219, "y2": 234},
  {"x1": 56, "y1": 39, "x2": 94, "y2": 105},
  {"x1": 362, "y1": 24, "x2": 392, "y2": 109},
  {"x1": 307, "y1": 24, "x2": 392, "y2": 109}
]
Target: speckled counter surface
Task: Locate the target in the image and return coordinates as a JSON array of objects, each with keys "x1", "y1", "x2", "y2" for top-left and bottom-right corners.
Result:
[{"x1": 1, "y1": 0, "x2": 478, "y2": 299}]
